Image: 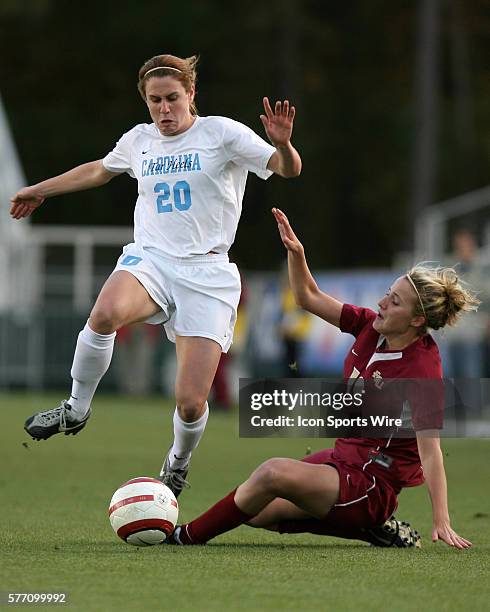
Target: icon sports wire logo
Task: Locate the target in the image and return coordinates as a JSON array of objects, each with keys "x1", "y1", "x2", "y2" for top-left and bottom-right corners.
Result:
[{"x1": 238, "y1": 377, "x2": 477, "y2": 439}]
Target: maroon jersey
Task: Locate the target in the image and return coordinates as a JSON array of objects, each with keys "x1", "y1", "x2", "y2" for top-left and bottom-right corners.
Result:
[{"x1": 333, "y1": 303, "x2": 443, "y2": 492}]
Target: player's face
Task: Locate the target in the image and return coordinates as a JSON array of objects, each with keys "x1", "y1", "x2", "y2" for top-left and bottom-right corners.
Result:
[
  {"x1": 145, "y1": 76, "x2": 195, "y2": 136},
  {"x1": 373, "y1": 276, "x2": 422, "y2": 336}
]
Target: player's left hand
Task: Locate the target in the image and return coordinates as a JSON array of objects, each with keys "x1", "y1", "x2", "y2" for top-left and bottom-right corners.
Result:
[
  {"x1": 260, "y1": 97, "x2": 295, "y2": 148},
  {"x1": 432, "y1": 520, "x2": 472, "y2": 549}
]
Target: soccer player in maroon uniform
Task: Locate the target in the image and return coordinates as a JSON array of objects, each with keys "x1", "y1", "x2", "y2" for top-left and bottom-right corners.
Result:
[{"x1": 166, "y1": 208, "x2": 478, "y2": 549}]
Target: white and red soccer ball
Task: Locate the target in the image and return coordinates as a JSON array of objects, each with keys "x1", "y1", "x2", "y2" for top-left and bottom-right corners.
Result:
[{"x1": 109, "y1": 477, "x2": 178, "y2": 546}]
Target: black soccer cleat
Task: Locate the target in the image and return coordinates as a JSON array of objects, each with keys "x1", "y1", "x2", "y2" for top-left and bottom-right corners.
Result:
[
  {"x1": 158, "y1": 449, "x2": 191, "y2": 498},
  {"x1": 24, "y1": 400, "x2": 91, "y2": 441},
  {"x1": 162, "y1": 526, "x2": 184, "y2": 545},
  {"x1": 161, "y1": 525, "x2": 204, "y2": 546},
  {"x1": 365, "y1": 516, "x2": 422, "y2": 548}
]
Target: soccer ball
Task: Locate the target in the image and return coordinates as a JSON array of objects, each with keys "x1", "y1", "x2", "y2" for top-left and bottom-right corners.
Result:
[{"x1": 109, "y1": 477, "x2": 178, "y2": 546}]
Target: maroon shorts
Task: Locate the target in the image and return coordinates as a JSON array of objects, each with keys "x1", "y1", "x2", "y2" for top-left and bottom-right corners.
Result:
[{"x1": 277, "y1": 449, "x2": 398, "y2": 538}]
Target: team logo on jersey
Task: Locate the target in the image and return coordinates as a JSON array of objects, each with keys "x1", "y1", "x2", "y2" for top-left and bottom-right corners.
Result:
[
  {"x1": 372, "y1": 370, "x2": 384, "y2": 390},
  {"x1": 142, "y1": 152, "x2": 201, "y2": 177}
]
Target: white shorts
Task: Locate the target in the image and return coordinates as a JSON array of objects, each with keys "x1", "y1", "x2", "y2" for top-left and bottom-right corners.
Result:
[{"x1": 112, "y1": 243, "x2": 241, "y2": 353}]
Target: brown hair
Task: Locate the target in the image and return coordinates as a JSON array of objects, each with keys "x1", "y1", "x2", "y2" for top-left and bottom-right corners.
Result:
[
  {"x1": 406, "y1": 264, "x2": 480, "y2": 333},
  {"x1": 137, "y1": 54, "x2": 198, "y2": 115}
]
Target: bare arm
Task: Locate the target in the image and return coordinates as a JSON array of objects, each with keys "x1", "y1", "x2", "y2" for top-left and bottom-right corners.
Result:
[
  {"x1": 10, "y1": 160, "x2": 119, "y2": 220},
  {"x1": 261, "y1": 97, "x2": 302, "y2": 178},
  {"x1": 272, "y1": 208, "x2": 343, "y2": 327},
  {"x1": 416, "y1": 433, "x2": 472, "y2": 549},
  {"x1": 267, "y1": 143, "x2": 302, "y2": 178}
]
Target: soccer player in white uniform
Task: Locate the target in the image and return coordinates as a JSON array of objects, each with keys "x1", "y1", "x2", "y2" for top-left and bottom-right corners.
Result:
[{"x1": 10, "y1": 54, "x2": 302, "y2": 496}]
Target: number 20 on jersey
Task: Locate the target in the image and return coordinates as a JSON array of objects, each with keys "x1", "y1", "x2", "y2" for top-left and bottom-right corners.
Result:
[{"x1": 155, "y1": 180, "x2": 192, "y2": 213}]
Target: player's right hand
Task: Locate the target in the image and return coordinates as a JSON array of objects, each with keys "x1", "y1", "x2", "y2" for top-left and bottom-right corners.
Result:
[
  {"x1": 10, "y1": 186, "x2": 45, "y2": 219},
  {"x1": 272, "y1": 207, "x2": 304, "y2": 255}
]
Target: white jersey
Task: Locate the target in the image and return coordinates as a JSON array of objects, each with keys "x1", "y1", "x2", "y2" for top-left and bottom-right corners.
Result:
[{"x1": 102, "y1": 116, "x2": 275, "y2": 257}]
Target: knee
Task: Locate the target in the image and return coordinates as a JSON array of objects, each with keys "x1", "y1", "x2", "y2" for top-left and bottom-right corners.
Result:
[
  {"x1": 251, "y1": 458, "x2": 289, "y2": 495},
  {"x1": 175, "y1": 392, "x2": 208, "y2": 422},
  {"x1": 89, "y1": 302, "x2": 127, "y2": 334}
]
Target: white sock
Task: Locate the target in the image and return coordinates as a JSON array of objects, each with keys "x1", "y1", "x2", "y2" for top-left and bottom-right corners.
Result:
[
  {"x1": 169, "y1": 404, "x2": 209, "y2": 469},
  {"x1": 68, "y1": 322, "x2": 116, "y2": 419}
]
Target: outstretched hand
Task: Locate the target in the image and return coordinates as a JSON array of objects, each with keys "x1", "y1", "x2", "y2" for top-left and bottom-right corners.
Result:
[
  {"x1": 10, "y1": 186, "x2": 45, "y2": 220},
  {"x1": 432, "y1": 521, "x2": 472, "y2": 549},
  {"x1": 260, "y1": 97, "x2": 295, "y2": 148},
  {"x1": 272, "y1": 207, "x2": 303, "y2": 254}
]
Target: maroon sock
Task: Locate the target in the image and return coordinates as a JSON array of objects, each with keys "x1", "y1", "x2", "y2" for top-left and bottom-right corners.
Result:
[{"x1": 178, "y1": 489, "x2": 252, "y2": 544}]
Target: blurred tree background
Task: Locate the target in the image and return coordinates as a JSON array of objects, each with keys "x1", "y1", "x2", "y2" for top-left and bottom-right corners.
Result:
[{"x1": 1, "y1": 0, "x2": 489, "y2": 269}]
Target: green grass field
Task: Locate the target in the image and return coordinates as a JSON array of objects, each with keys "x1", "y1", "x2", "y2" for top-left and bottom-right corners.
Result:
[{"x1": 1, "y1": 393, "x2": 488, "y2": 611}]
